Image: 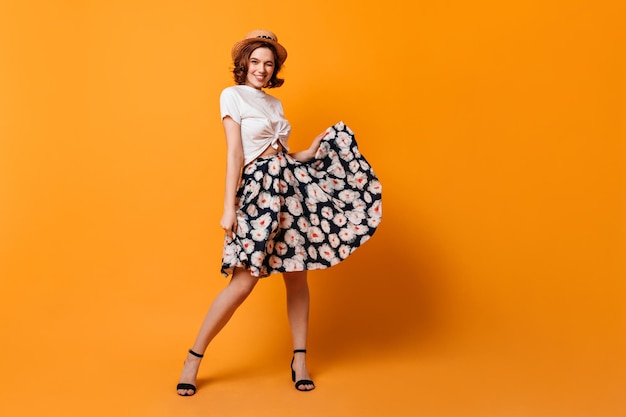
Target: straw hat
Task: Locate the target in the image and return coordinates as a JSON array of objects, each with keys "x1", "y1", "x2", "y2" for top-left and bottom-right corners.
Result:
[{"x1": 231, "y1": 30, "x2": 288, "y2": 66}]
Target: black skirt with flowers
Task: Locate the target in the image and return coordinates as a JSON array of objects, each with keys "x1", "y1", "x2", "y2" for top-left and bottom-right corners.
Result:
[{"x1": 221, "y1": 121, "x2": 382, "y2": 278}]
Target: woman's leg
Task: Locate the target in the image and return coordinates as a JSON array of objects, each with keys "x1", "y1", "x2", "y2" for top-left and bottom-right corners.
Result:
[
  {"x1": 177, "y1": 268, "x2": 259, "y2": 395},
  {"x1": 283, "y1": 271, "x2": 315, "y2": 390}
]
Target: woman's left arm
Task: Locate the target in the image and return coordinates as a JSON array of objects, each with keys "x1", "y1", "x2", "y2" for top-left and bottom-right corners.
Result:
[{"x1": 289, "y1": 131, "x2": 327, "y2": 162}]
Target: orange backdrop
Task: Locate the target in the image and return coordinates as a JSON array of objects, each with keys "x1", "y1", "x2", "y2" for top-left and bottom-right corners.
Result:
[{"x1": 1, "y1": 1, "x2": 624, "y2": 416}]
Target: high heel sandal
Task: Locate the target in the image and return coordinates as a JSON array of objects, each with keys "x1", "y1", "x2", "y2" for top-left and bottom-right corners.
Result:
[
  {"x1": 176, "y1": 349, "x2": 204, "y2": 396},
  {"x1": 291, "y1": 349, "x2": 315, "y2": 391}
]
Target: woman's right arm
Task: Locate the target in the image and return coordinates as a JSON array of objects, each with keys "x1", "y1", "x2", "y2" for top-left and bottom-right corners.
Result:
[{"x1": 220, "y1": 116, "x2": 244, "y2": 238}]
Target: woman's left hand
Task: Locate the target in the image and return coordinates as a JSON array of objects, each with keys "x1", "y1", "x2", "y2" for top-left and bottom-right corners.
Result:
[{"x1": 307, "y1": 130, "x2": 328, "y2": 159}]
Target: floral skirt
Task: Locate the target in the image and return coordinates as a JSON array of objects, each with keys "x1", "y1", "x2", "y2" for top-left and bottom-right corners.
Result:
[{"x1": 221, "y1": 121, "x2": 382, "y2": 278}]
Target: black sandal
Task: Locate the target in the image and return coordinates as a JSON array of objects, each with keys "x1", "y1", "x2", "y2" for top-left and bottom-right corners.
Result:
[
  {"x1": 291, "y1": 349, "x2": 315, "y2": 391},
  {"x1": 176, "y1": 349, "x2": 204, "y2": 396}
]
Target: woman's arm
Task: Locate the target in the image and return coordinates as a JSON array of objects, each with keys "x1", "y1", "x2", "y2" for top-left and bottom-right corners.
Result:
[
  {"x1": 220, "y1": 116, "x2": 244, "y2": 238},
  {"x1": 289, "y1": 131, "x2": 327, "y2": 162}
]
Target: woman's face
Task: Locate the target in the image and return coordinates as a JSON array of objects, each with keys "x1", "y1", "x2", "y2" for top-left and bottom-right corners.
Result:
[{"x1": 245, "y1": 47, "x2": 275, "y2": 90}]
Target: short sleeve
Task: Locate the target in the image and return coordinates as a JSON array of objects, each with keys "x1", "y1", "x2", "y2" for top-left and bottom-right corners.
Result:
[{"x1": 220, "y1": 88, "x2": 241, "y2": 124}]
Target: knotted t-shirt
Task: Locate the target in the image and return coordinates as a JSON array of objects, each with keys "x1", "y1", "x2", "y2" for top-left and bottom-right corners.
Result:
[{"x1": 220, "y1": 85, "x2": 291, "y2": 165}]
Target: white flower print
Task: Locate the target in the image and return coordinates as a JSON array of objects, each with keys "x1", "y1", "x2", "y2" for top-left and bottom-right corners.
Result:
[
  {"x1": 285, "y1": 196, "x2": 303, "y2": 216},
  {"x1": 284, "y1": 229, "x2": 304, "y2": 247},
  {"x1": 257, "y1": 191, "x2": 272, "y2": 209},
  {"x1": 269, "y1": 255, "x2": 282, "y2": 269},
  {"x1": 335, "y1": 131, "x2": 351, "y2": 149},
  {"x1": 240, "y1": 238, "x2": 255, "y2": 254},
  {"x1": 268, "y1": 160, "x2": 280, "y2": 176},
  {"x1": 338, "y1": 244, "x2": 351, "y2": 259},
  {"x1": 279, "y1": 212, "x2": 294, "y2": 229},
  {"x1": 359, "y1": 160, "x2": 370, "y2": 170},
  {"x1": 318, "y1": 244, "x2": 338, "y2": 264},
  {"x1": 254, "y1": 170, "x2": 263, "y2": 181},
  {"x1": 320, "y1": 206, "x2": 334, "y2": 220},
  {"x1": 266, "y1": 239, "x2": 275, "y2": 254},
  {"x1": 306, "y1": 183, "x2": 329, "y2": 203},
  {"x1": 316, "y1": 142, "x2": 329, "y2": 159},
  {"x1": 347, "y1": 172, "x2": 368, "y2": 189},
  {"x1": 328, "y1": 163, "x2": 346, "y2": 178},
  {"x1": 360, "y1": 235, "x2": 371, "y2": 245},
  {"x1": 244, "y1": 164, "x2": 256, "y2": 175},
  {"x1": 351, "y1": 223, "x2": 369, "y2": 236},
  {"x1": 236, "y1": 217, "x2": 250, "y2": 235},
  {"x1": 368, "y1": 180, "x2": 382, "y2": 195},
  {"x1": 307, "y1": 226, "x2": 325, "y2": 243},
  {"x1": 333, "y1": 197, "x2": 346, "y2": 209},
  {"x1": 333, "y1": 213, "x2": 347, "y2": 227},
  {"x1": 283, "y1": 257, "x2": 304, "y2": 272},
  {"x1": 351, "y1": 199, "x2": 366, "y2": 213},
  {"x1": 341, "y1": 150, "x2": 355, "y2": 162},
  {"x1": 348, "y1": 159, "x2": 359, "y2": 172},
  {"x1": 251, "y1": 251, "x2": 265, "y2": 266},
  {"x1": 243, "y1": 181, "x2": 260, "y2": 197},
  {"x1": 328, "y1": 233, "x2": 340, "y2": 248},
  {"x1": 251, "y1": 228, "x2": 268, "y2": 242},
  {"x1": 306, "y1": 262, "x2": 325, "y2": 270},
  {"x1": 297, "y1": 217, "x2": 310, "y2": 232},
  {"x1": 319, "y1": 179, "x2": 332, "y2": 194},
  {"x1": 294, "y1": 245, "x2": 307, "y2": 261},
  {"x1": 294, "y1": 167, "x2": 312, "y2": 183},
  {"x1": 246, "y1": 204, "x2": 259, "y2": 217},
  {"x1": 277, "y1": 179, "x2": 289, "y2": 193},
  {"x1": 222, "y1": 244, "x2": 236, "y2": 264},
  {"x1": 325, "y1": 127, "x2": 336, "y2": 139},
  {"x1": 305, "y1": 198, "x2": 317, "y2": 213},
  {"x1": 307, "y1": 246, "x2": 318, "y2": 260},
  {"x1": 251, "y1": 213, "x2": 272, "y2": 230},
  {"x1": 320, "y1": 219, "x2": 331, "y2": 234},
  {"x1": 262, "y1": 173, "x2": 273, "y2": 190},
  {"x1": 309, "y1": 213, "x2": 320, "y2": 226},
  {"x1": 275, "y1": 241, "x2": 288, "y2": 255},
  {"x1": 338, "y1": 227, "x2": 356, "y2": 243},
  {"x1": 283, "y1": 168, "x2": 295, "y2": 183},
  {"x1": 269, "y1": 196, "x2": 281, "y2": 212},
  {"x1": 368, "y1": 216, "x2": 381, "y2": 228},
  {"x1": 338, "y1": 190, "x2": 358, "y2": 204},
  {"x1": 363, "y1": 192, "x2": 372, "y2": 204},
  {"x1": 346, "y1": 210, "x2": 365, "y2": 225},
  {"x1": 330, "y1": 178, "x2": 345, "y2": 191},
  {"x1": 368, "y1": 200, "x2": 382, "y2": 219}
]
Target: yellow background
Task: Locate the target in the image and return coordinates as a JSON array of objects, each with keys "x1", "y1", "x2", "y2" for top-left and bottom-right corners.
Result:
[{"x1": 1, "y1": 1, "x2": 624, "y2": 416}]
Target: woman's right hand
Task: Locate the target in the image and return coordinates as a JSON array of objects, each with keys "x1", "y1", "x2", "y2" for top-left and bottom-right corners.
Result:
[{"x1": 220, "y1": 208, "x2": 238, "y2": 239}]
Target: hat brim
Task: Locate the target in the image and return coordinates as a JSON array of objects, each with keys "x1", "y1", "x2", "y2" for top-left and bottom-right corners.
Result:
[{"x1": 231, "y1": 38, "x2": 288, "y2": 66}]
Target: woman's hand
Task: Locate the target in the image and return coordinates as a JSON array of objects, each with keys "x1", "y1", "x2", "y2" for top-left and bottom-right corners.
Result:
[
  {"x1": 220, "y1": 208, "x2": 238, "y2": 239},
  {"x1": 307, "y1": 130, "x2": 328, "y2": 158},
  {"x1": 290, "y1": 130, "x2": 329, "y2": 162}
]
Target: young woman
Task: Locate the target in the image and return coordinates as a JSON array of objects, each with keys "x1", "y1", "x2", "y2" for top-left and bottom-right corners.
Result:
[{"x1": 176, "y1": 30, "x2": 382, "y2": 395}]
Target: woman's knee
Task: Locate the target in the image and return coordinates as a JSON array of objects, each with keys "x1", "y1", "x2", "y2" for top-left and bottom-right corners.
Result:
[
  {"x1": 230, "y1": 269, "x2": 258, "y2": 299},
  {"x1": 283, "y1": 271, "x2": 309, "y2": 291}
]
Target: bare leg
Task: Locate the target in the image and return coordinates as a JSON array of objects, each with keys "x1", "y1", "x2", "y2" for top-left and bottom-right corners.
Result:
[
  {"x1": 177, "y1": 268, "x2": 259, "y2": 395},
  {"x1": 283, "y1": 271, "x2": 315, "y2": 391}
]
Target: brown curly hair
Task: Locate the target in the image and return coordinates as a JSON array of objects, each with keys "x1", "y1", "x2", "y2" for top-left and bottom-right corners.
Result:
[{"x1": 233, "y1": 41, "x2": 284, "y2": 88}]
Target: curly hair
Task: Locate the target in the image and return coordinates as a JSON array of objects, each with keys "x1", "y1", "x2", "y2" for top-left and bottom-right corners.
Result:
[{"x1": 232, "y1": 41, "x2": 284, "y2": 88}]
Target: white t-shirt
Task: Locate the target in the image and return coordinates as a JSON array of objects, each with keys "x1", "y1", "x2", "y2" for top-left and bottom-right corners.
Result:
[{"x1": 220, "y1": 85, "x2": 291, "y2": 165}]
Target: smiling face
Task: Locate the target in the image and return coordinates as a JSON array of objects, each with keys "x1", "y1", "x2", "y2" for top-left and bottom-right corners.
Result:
[{"x1": 245, "y1": 47, "x2": 275, "y2": 90}]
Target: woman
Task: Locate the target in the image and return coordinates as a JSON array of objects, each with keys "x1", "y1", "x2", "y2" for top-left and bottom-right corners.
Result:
[{"x1": 176, "y1": 30, "x2": 382, "y2": 396}]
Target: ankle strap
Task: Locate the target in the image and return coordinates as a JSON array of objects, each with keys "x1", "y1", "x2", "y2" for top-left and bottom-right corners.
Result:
[
  {"x1": 188, "y1": 349, "x2": 204, "y2": 358},
  {"x1": 293, "y1": 349, "x2": 307, "y2": 354}
]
